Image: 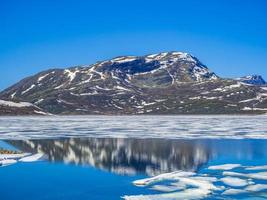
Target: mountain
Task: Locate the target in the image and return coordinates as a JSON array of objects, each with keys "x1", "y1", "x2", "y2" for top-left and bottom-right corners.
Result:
[
  {"x1": 0, "y1": 51, "x2": 267, "y2": 115},
  {"x1": 236, "y1": 75, "x2": 266, "y2": 85}
]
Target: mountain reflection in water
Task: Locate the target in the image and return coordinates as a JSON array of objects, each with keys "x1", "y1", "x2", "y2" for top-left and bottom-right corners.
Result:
[{"x1": 8, "y1": 138, "x2": 210, "y2": 175}]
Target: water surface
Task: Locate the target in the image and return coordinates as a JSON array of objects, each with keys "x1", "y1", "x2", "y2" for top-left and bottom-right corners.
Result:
[{"x1": 1, "y1": 116, "x2": 267, "y2": 199}]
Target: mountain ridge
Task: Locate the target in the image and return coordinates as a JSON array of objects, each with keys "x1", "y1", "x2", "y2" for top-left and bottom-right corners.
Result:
[{"x1": 0, "y1": 51, "x2": 267, "y2": 115}]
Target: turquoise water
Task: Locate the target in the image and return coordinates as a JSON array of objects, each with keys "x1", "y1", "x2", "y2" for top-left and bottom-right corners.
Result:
[
  {"x1": 0, "y1": 162, "x2": 150, "y2": 200},
  {"x1": 1, "y1": 138, "x2": 267, "y2": 199}
]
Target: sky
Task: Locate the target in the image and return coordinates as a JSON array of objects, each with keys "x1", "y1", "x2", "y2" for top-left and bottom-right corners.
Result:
[{"x1": 1, "y1": 0, "x2": 267, "y2": 90}]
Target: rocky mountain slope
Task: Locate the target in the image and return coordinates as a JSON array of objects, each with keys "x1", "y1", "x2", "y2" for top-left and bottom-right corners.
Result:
[{"x1": 0, "y1": 51, "x2": 267, "y2": 115}]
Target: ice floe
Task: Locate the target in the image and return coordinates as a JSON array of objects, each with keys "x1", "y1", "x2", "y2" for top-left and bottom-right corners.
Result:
[
  {"x1": 0, "y1": 152, "x2": 44, "y2": 167},
  {"x1": 220, "y1": 176, "x2": 250, "y2": 187},
  {"x1": 123, "y1": 188, "x2": 212, "y2": 200},
  {"x1": 19, "y1": 153, "x2": 44, "y2": 162},
  {"x1": 0, "y1": 159, "x2": 17, "y2": 167},
  {"x1": 123, "y1": 162, "x2": 267, "y2": 200},
  {"x1": 222, "y1": 184, "x2": 267, "y2": 195},
  {"x1": 222, "y1": 188, "x2": 247, "y2": 195},
  {"x1": 223, "y1": 171, "x2": 267, "y2": 180},
  {"x1": 208, "y1": 164, "x2": 241, "y2": 170},
  {"x1": 246, "y1": 184, "x2": 267, "y2": 192},
  {"x1": 245, "y1": 165, "x2": 267, "y2": 171},
  {"x1": 124, "y1": 173, "x2": 220, "y2": 200},
  {"x1": 133, "y1": 171, "x2": 196, "y2": 186}
]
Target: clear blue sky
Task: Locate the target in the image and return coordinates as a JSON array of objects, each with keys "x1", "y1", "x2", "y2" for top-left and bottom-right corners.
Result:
[{"x1": 1, "y1": 0, "x2": 267, "y2": 90}]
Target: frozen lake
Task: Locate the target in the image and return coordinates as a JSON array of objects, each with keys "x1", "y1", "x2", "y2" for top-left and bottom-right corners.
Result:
[
  {"x1": 0, "y1": 115, "x2": 267, "y2": 139},
  {"x1": 1, "y1": 115, "x2": 267, "y2": 199}
]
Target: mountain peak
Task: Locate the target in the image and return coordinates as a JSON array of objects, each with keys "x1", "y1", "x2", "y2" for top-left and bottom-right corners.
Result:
[
  {"x1": 98, "y1": 51, "x2": 197, "y2": 65},
  {"x1": 92, "y1": 51, "x2": 218, "y2": 82},
  {"x1": 236, "y1": 75, "x2": 266, "y2": 85},
  {"x1": 144, "y1": 51, "x2": 197, "y2": 63}
]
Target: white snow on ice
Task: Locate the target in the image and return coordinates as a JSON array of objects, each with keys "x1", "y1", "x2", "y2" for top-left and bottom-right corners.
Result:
[
  {"x1": 123, "y1": 162, "x2": 267, "y2": 200},
  {"x1": 220, "y1": 177, "x2": 249, "y2": 187},
  {"x1": 0, "y1": 115, "x2": 267, "y2": 140},
  {"x1": 19, "y1": 153, "x2": 44, "y2": 162},
  {"x1": 245, "y1": 165, "x2": 267, "y2": 171},
  {"x1": 208, "y1": 164, "x2": 241, "y2": 170}
]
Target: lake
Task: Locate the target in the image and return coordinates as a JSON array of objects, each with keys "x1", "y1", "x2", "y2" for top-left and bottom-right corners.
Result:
[{"x1": 1, "y1": 115, "x2": 267, "y2": 200}]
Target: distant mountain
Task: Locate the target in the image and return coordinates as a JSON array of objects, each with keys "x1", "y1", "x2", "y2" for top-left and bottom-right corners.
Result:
[
  {"x1": 236, "y1": 75, "x2": 266, "y2": 86},
  {"x1": 0, "y1": 51, "x2": 266, "y2": 115}
]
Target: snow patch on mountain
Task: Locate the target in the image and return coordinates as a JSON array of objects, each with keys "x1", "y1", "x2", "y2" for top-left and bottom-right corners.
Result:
[
  {"x1": 21, "y1": 84, "x2": 35, "y2": 95},
  {"x1": 64, "y1": 69, "x2": 78, "y2": 82},
  {"x1": 192, "y1": 66, "x2": 218, "y2": 81},
  {"x1": 11, "y1": 92, "x2": 16, "y2": 99},
  {"x1": 111, "y1": 56, "x2": 137, "y2": 63},
  {"x1": 145, "y1": 52, "x2": 196, "y2": 63},
  {"x1": 0, "y1": 100, "x2": 33, "y2": 107},
  {"x1": 37, "y1": 73, "x2": 50, "y2": 82}
]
